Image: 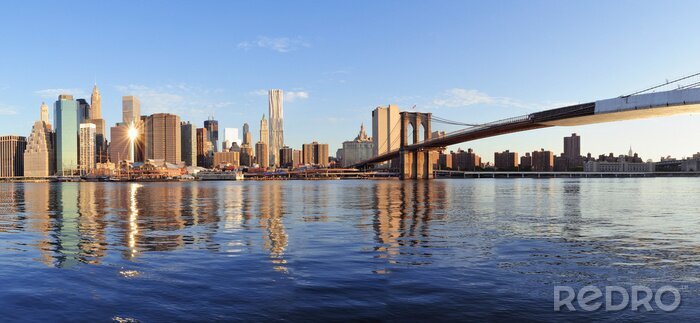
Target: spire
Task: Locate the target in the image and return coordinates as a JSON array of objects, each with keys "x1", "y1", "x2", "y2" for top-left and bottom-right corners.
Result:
[{"x1": 40, "y1": 102, "x2": 49, "y2": 124}]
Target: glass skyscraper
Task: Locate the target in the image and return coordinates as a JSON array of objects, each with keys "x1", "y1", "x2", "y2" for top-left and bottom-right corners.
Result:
[{"x1": 55, "y1": 95, "x2": 79, "y2": 174}]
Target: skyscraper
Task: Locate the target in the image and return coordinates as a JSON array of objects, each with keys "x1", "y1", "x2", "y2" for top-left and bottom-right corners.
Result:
[
  {"x1": 122, "y1": 96, "x2": 141, "y2": 126},
  {"x1": 25, "y1": 102, "x2": 55, "y2": 177},
  {"x1": 242, "y1": 123, "x2": 252, "y2": 146},
  {"x1": 259, "y1": 114, "x2": 269, "y2": 147},
  {"x1": 0, "y1": 136, "x2": 26, "y2": 177},
  {"x1": 54, "y1": 94, "x2": 79, "y2": 174},
  {"x1": 197, "y1": 128, "x2": 212, "y2": 168},
  {"x1": 88, "y1": 85, "x2": 107, "y2": 163},
  {"x1": 255, "y1": 141, "x2": 269, "y2": 168},
  {"x1": 268, "y1": 89, "x2": 284, "y2": 167},
  {"x1": 204, "y1": 117, "x2": 219, "y2": 153},
  {"x1": 77, "y1": 98, "x2": 90, "y2": 123},
  {"x1": 79, "y1": 123, "x2": 96, "y2": 175},
  {"x1": 372, "y1": 104, "x2": 400, "y2": 168},
  {"x1": 40, "y1": 102, "x2": 50, "y2": 125},
  {"x1": 224, "y1": 128, "x2": 241, "y2": 148},
  {"x1": 145, "y1": 113, "x2": 182, "y2": 164},
  {"x1": 91, "y1": 84, "x2": 101, "y2": 119},
  {"x1": 109, "y1": 125, "x2": 130, "y2": 162},
  {"x1": 341, "y1": 123, "x2": 374, "y2": 167},
  {"x1": 181, "y1": 122, "x2": 197, "y2": 167}
]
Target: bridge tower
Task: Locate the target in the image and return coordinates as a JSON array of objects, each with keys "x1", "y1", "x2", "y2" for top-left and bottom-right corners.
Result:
[{"x1": 399, "y1": 111, "x2": 435, "y2": 180}]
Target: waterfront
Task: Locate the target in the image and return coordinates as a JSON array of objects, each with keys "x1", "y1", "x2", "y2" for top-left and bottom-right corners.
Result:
[{"x1": 1, "y1": 178, "x2": 700, "y2": 321}]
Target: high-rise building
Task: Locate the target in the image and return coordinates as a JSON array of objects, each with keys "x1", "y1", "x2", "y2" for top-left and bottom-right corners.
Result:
[
  {"x1": 531, "y1": 149, "x2": 554, "y2": 171},
  {"x1": 197, "y1": 128, "x2": 212, "y2": 168},
  {"x1": 372, "y1": 104, "x2": 400, "y2": 168},
  {"x1": 494, "y1": 150, "x2": 518, "y2": 171},
  {"x1": 519, "y1": 152, "x2": 532, "y2": 171},
  {"x1": 109, "y1": 125, "x2": 130, "y2": 162},
  {"x1": 24, "y1": 118, "x2": 54, "y2": 177},
  {"x1": 87, "y1": 85, "x2": 107, "y2": 163},
  {"x1": 302, "y1": 141, "x2": 329, "y2": 167},
  {"x1": 255, "y1": 141, "x2": 269, "y2": 168},
  {"x1": 279, "y1": 146, "x2": 293, "y2": 168},
  {"x1": 77, "y1": 98, "x2": 90, "y2": 123},
  {"x1": 79, "y1": 123, "x2": 96, "y2": 175},
  {"x1": 452, "y1": 148, "x2": 481, "y2": 171},
  {"x1": 122, "y1": 96, "x2": 141, "y2": 126},
  {"x1": 204, "y1": 117, "x2": 219, "y2": 153},
  {"x1": 180, "y1": 122, "x2": 197, "y2": 167},
  {"x1": 242, "y1": 123, "x2": 252, "y2": 146},
  {"x1": 268, "y1": 89, "x2": 284, "y2": 167},
  {"x1": 259, "y1": 114, "x2": 268, "y2": 146},
  {"x1": 564, "y1": 133, "x2": 581, "y2": 158},
  {"x1": 54, "y1": 94, "x2": 79, "y2": 174},
  {"x1": 40, "y1": 102, "x2": 50, "y2": 125},
  {"x1": 240, "y1": 145, "x2": 254, "y2": 167},
  {"x1": 144, "y1": 113, "x2": 181, "y2": 164},
  {"x1": 341, "y1": 123, "x2": 374, "y2": 167},
  {"x1": 91, "y1": 84, "x2": 101, "y2": 119},
  {"x1": 292, "y1": 149, "x2": 302, "y2": 168},
  {"x1": 0, "y1": 136, "x2": 27, "y2": 178}
]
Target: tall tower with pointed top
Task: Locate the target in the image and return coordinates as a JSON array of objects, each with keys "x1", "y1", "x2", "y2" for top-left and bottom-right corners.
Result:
[
  {"x1": 259, "y1": 114, "x2": 269, "y2": 147},
  {"x1": 40, "y1": 102, "x2": 50, "y2": 125},
  {"x1": 90, "y1": 84, "x2": 101, "y2": 119}
]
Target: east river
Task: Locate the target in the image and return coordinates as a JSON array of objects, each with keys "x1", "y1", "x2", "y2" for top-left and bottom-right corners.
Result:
[{"x1": 1, "y1": 179, "x2": 699, "y2": 321}]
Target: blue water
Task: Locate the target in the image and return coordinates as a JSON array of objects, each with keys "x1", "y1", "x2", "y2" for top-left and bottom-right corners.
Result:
[{"x1": 0, "y1": 179, "x2": 699, "y2": 321}]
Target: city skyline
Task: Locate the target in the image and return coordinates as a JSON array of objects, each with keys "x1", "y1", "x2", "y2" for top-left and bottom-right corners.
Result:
[{"x1": 1, "y1": 2, "x2": 700, "y2": 162}]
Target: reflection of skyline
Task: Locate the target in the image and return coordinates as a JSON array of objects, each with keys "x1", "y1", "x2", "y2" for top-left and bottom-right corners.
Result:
[
  {"x1": 256, "y1": 182, "x2": 288, "y2": 273},
  {"x1": 372, "y1": 180, "x2": 449, "y2": 272}
]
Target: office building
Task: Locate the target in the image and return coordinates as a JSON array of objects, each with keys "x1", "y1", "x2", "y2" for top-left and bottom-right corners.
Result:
[
  {"x1": 372, "y1": 104, "x2": 400, "y2": 157},
  {"x1": 54, "y1": 94, "x2": 79, "y2": 174},
  {"x1": 181, "y1": 122, "x2": 197, "y2": 167},
  {"x1": 255, "y1": 141, "x2": 269, "y2": 168},
  {"x1": 145, "y1": 113, "x2": 181, "y2": 164},
  {"x1": 77, "y1": 98, "x2": 90, "y2": 123},
  {"x1": 122, "y1": 96, "x2": 141, "y2": 126},
  {"x1": 279, "y1": 146, "x2": 293, "y2": 168},
  {"x1": 240, "y1": 145, "x2": 254, "y2": 167},
  {"x1": 531, "y1": 149, "x2": 554, "y2": 171},
  {"x1": 302, "y1": 141, "x2": 329, "y2": 167},
  {"x1": 109, "y1": 125, "x2": 130, "y2": 162},
  {"x1": 259, "y1": 114, "x2": 268, "y2": 146},
  {"x1": 341, "y1": 123, "x2": 374, "y2": 167},
  {"x1": 24, "y1": 118, "x2": 54, "y2": 177},
  {"x1": 204, "y1": 117, "x2": 219, "y2": 152},
  {"x1": 88, "y1": 85, "x2": 107, "y2": 163},
  {"x1": 242, "y1": 123, "x2": 252, "y2": 146},
  {"x1": 197, "y1": 128, "x2": 212, "y2": 168},
  {"x1": 0, "y1": 136, "x2": 26, "y2": 177},
  {"x1": 213, "y1": 151, "x2": 240, "y2": 168},
  {"x1": 494, "y1": 150, "x2": 518, "y2": 171},
  {"x1": 268, "y1": 89, "x2": 284, "y2": 167},
  {"x1": 79, "y1": 123, "x2": 96, "y2": 175},
  {"x1": 40, "y1": 102, "x2": 50, "y2": 125}
]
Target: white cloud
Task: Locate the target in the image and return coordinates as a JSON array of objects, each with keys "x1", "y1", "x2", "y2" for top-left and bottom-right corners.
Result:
[
  {"x1": 431, "y1": 88, "x2": 575, "y2": 111},
  {"x1": 115, "y1": 84, "x2": 232, "y2": 120},
  {"x1": 35, "y1": 88, "x2": 88, "y2": 100},
  {"x1": 284, "y1": 91, "x2": 309, "y2": 102},
  {"x1": 237, "y1": 36, "x2": 309, "y2": 53},
  {"x1": 0, "y1": 105, "x2": 17, "y2": 115}
]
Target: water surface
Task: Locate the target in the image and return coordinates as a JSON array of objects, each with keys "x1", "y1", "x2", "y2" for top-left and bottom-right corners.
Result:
[{"x1": 0, "y1": 179, "x2": 699, "y2": 321}]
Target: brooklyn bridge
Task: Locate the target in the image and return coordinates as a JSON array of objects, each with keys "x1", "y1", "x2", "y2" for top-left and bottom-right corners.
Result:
[{"x1": 353, "y1": 84, "x2": 700, "y2": 179}]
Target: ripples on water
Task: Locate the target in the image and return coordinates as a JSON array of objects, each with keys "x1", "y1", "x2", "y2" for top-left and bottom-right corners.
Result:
[{"x1": 0, "y1": 179, "x2": 699, "y2": 321}]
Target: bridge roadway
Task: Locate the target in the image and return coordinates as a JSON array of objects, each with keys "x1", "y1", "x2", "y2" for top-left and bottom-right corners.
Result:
[{"x1": 354, "y1": 87, "x2": 700, "y2": 168}]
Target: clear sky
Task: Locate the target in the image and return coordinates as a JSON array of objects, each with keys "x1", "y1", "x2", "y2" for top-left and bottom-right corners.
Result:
[{"x1": 1, "y1": 1, "x2": 699, "y2": 162}]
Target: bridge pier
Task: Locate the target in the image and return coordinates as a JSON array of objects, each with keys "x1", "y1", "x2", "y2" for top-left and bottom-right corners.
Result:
[{"x1": 398, "y1": 111, "x2": 436, "y2": 180}]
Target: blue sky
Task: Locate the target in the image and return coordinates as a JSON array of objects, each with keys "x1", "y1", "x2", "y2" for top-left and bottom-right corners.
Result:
[{"x1": 1, "y1": 1, "x2": 699, "y2": 162}]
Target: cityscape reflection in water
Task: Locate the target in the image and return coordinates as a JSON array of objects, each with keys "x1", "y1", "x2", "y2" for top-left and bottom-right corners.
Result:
[{"x1": 1, "y1": 179, "x2": 700, "y2": 320}]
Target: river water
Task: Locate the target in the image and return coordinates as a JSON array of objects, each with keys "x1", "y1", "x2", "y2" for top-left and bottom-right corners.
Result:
[{"x1": 0, "y1": 179, "x2": 699, "y2": 321}]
